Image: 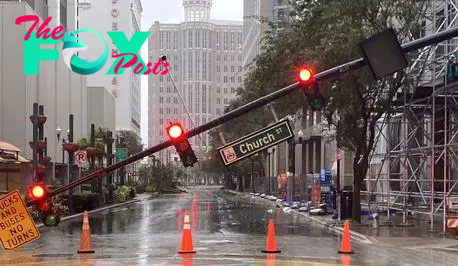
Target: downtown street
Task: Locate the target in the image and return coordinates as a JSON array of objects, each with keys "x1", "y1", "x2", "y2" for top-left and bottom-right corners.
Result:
[{"x1": 0, "y1": 188, "x2": 456, "y2": 265}]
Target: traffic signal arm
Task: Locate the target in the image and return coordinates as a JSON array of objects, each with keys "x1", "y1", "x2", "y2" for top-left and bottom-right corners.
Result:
[{"x1": 25, "y1": 26, "x2": 458, "y2": 207}]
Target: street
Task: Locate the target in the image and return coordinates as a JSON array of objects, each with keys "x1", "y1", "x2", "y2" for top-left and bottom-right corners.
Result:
[{"x1": 0, "y1": 188, "x2": 457, "y2": 265}]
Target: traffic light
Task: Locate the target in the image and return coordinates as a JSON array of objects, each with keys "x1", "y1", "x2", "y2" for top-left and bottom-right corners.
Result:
[
  {"x1": 166, "y1": 122, "x2": 198, "y2": 167},
  {"x1": 27, "y1": 183, "x2": 60, "y2": 227},
  {"x1": 296, "y1": 66, "x2": 326, "y2": 111}
]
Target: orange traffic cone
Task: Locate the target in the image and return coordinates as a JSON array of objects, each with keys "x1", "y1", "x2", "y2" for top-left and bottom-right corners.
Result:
[
  {"x1": 261, "y1": 219, "x2": 281, "y2": 253},
  {"x1": 77, "y1": 211, "x2": 95, "y2": 254},
  {"x1": 338, "y1": 220, "x2": 353, "y2": 254},
  {"x1": 178, "y1": 210, "x2": 196, "y2": 254}
]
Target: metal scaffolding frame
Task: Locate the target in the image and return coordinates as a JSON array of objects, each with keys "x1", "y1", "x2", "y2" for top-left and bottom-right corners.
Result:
[{"x1": 362, "y1": 0, "x2": 458, "y2": 233}]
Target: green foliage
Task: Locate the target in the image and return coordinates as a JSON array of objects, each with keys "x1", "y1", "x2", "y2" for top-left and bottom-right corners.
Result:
[
  {"x1": 137, "y1": 161, "x2": 183, "y2": 191},
  {"x1": 113, "y1": 185, "x2": 135, "y2": 203},
  {"x1": 117, "y1": 130, "x2": 144, "y2": 156},
  {"x1": 78, "y1": 137, "x2": 90, "y2": 150}
]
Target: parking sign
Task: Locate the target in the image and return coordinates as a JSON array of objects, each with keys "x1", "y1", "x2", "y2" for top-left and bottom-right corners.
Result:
[{"x1": 75, "y1": 150, "x2": 88, "y2": 167}]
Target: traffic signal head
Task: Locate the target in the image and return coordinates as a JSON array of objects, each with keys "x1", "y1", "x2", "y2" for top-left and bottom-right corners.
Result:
[
  {"x1": 165, "y1": 122, "x2": 198, "y2": 167},
  {"x1": 296, "y1": 66, "x2": 325, "y2": 111},
  {"x1": 28, "y1": 183, "x2": 60, "y2": 227}
]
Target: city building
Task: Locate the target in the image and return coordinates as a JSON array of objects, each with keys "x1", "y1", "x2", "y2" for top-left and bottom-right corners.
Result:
[
  {"x1": 242, "y1": 0, "x2": 270, "y2": 73},
  {"x1": 0, "y1": 1, "x2": 87, "y2": 192},
  {"x1": 148, "y1": 0, "x2": 243, "y2": 164},
  {"x1": 87, "y1": 87, "x2": 116, "y2": 133},
  {"x1": 78, "y1": 0, "x2": 143, "y2": 136}
]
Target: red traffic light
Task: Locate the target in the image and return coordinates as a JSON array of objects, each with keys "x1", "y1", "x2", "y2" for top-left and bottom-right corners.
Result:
[
  {"x1": 166, "y1": 123, "x2": 185, "y2": 140},
  {"x1": 28, "y1": 183, "x2": 48, "y2": 200},
  {"x1": 297, "y1": 66, "x2": 314, "y2": 83}
]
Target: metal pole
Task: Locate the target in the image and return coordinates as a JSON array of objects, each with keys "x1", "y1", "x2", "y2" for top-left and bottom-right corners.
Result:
[
  {"x1": 268, "y1": 151, "x2": 271, "y2": 195},
  {"x1": 38, "y1": 105, "x2": 44, "y2": 166},
  {"x1": 337, "y1": 158, "x2": 341, "y2": 220},
  {"x1": 32, "y1": 103, "x2": 38, "y2": 183},
  {"x1": 68, "y1": 114, "x2": 74, "y2": 215},
  {"x1": 25, "y1": 27, "x2": 458, "y2": 206}
]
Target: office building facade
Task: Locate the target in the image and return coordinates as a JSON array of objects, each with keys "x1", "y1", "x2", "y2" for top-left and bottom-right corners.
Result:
[{"x1": 148, "y1": 0, "x2": 243, "y2": 164}]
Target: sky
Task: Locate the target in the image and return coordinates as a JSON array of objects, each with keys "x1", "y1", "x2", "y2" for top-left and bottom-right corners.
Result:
[{"x1": 140, "y1": 0, "x2": 243, "y2": 146}]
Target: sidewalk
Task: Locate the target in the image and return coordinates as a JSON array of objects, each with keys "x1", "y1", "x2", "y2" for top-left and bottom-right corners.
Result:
[
  {"x1": 228, "y1": 190, "x2": 458, "y2": 250},
  {"x1": 36, "y1": 193, "x2": 156, "y2": 228}
]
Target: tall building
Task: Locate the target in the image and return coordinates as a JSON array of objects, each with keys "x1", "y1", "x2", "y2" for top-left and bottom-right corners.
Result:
[
  {"x1": 78, "y1": 0, "x2": 143, "y2": 136},
  {"x1": 148, "y1": 0, "x2": 243, "y2": 164},
  {"x1": 242, "y1": 0, "x2": 271, "y2": 74}
]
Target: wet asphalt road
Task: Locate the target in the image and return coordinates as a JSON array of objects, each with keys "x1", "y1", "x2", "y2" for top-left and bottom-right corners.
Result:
[{"x1": 1, "y1": 188, "x2": 458, "y2": 265}]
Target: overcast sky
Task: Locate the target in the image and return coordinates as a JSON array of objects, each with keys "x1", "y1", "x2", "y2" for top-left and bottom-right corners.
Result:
[{"x1": 140, "y1": 0, "x2": 243, "y2": 146}]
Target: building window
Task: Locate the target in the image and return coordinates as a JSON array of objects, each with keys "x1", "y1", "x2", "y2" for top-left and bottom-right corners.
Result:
[
  {"x1": 160, "y1": 31, "x2": 165, "y2": 49},
  {"x1": 166, "y1": 97, "x2": 171, "y2": 103},
  {"x1": 231, "y1": 33, "x2": 235, "y2": 50},
  {"x1": 160, "y1": 118, "x2": 163, "y2": 125},
  {"x1": 238, "y1": 66, "x2": 242, "y2": 72},
  {"x1": 196, "y1": 29, "x2": 200, "y2": 48},
  {"x1": 174, "y1": 97, "x2": 178, "y2": 104},
  {"x1": 173, "y1": 31, "x2": 178, "y2": 50},
  {"x1": 224, "y1": 98, "x2": 228, "y2": 104},
  {"x1": 217, "y1": 108, "x2": 221, "y2": 115},
  {"x1": 217, "y1": 66, "x2": 220, "y2": 72},
  {"x1": 217, "y1": 55, "x2": 221, "y2": 61},
  {"x1": 195, "y1": 84, "x2": 200, "y2": 113},
  {"x1": 224, "y1": 76, "x2": 228, "y2": 83},
  {"x1": 217, "y1": 87, "x2": 221, "y2": 93},
  {"x1": 196, "y1": 52, "x2": 200, "y2": 81},
  {"x1": 231, "y1": 66, "x2": 235, "y2": 72},
  {"x1": 217, "y1": 98, "x2": 221, "y2": 104},
  {"x1": 159, "y1": 97, "x2": 163, "y2": 103},
  {"x1": 231, "y1": 87, "x2": 236, "y2": 93},
  {"x1": 231, "y1": 77, "x2": 235, "y2": 83},
  {"x1": 224, "y1": 87, "x2": 228, "y2": 93},
  {"x1": 160, "y1": 86, "x2": 164, "y2": 93},
  {"x1": 224, "y1": 66, "x2": 227, "y2": 72},
  {"x1": 203, "y1": 52, "x2": 207, "y2": 81},
  {"x1": 160, "y1": 108, "x2": 163, "y2": 114},
  {"x1": 167, "y1": 86, "x2": 171, "y2": 93},
  {"x1": 238, "y1": 76, "x2": 242, "y2": 83},
  {"x1": 166, "y1": 108, "x2": 170, "y2": 114},
  {"x1": 188, "y1": 85, "x2": 193, "y2": 112},
  {"x1": 216, "y1": 32, "x2": 221, "y2": 50},
  {"x1": 203, "y1": 30, "x2": 207, "y2": 48},
  {"x1": 202, "y1": 85, "x2": 207, "y2": 113},
  {"x1": 160, "y1": 75, "x2": 163, "y2": 82},
  {"x1": 223, "y1": 32, "x2": 228, "y2": 50},
  {"x1": 174, "y1": 108, "x2": 178, "y2": 114},
  {"x1": 166, "y1": 31, "x2": 171, "y2": 49},
  {"x1": 188, "y1": 52, "x2": 192, "y2": 80}
]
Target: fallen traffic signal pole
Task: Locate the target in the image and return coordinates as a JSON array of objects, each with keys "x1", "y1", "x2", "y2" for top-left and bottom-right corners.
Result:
[{"x1": 25, "y1": 26, "x2": 458, "y2": 207}]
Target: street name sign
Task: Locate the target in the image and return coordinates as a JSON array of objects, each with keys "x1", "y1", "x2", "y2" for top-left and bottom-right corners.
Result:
[
  {"x1": 0, "y1": 190, "x2": 40, "y2": 250},
  {"x1": 217, "y1": 119, "x2": 294, "y2": 166},
  {"x1": 116, "y1": 148, "x2": 128, "y2": 162}
]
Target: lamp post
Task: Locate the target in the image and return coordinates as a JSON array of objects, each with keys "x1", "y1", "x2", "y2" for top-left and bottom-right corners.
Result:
[{"x1": 56, "y1": 127, "x2": 69, "y2": 184}]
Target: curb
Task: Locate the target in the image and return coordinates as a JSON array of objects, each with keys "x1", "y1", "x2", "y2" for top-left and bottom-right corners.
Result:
[
  {"x1": 36, "y1": 194, "x2": 155, "y2": 228},
  {"x1": 227, "y1": 190, "x2": 372, "y2": 244}
]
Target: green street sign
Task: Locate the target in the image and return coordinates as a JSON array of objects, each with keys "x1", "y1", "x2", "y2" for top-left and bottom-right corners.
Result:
[
  {"x1": 217, "y1": 119, "x2": 294, "y2": 166},
  {"x1": 116, "y1": 148, "x2": 128, "y2": 162}
]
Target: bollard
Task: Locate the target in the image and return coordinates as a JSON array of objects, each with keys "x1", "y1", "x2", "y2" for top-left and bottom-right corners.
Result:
[{"x1": 372, "y1": 213, "x2": 379, "y2": 228}]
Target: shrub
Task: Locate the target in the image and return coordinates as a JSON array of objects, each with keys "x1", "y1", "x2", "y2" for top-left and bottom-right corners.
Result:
[
  {"x1": 146, "y1": 185, "x2": 156, "y2": 193},
  {"x1": 114, "y1": 185, "x2": 131, "y2": 203}
]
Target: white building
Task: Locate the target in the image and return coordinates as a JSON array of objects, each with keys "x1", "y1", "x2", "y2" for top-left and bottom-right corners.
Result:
[
  {"x1": 78, "y1": 0, "x2": 143, "y2": 136},
  {"x1": 148, "y1": 0, "x2": 243, "y2": 164},
  {"x1": 0, "y1": 1, "x2": 87, "y2": 162}
]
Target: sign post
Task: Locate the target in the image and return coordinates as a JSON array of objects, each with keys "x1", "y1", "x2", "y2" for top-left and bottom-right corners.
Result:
[
  {"x1": 218, "y1": 120, "x2": 294, "y2": 166},
  {"x1": 0, "y1": 190, "x2": 40, "y2": 250}
]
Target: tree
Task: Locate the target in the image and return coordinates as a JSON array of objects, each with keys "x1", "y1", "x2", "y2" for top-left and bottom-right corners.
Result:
[
  {"x1": 117, "y1": 130, "x2": 144, "y2": 156},
  {"x1": 211, "y1": 0, "x2": 427, "y2": 222}
]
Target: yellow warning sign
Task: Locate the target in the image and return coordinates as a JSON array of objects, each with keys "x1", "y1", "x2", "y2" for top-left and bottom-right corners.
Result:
[{"x1": 0, "y1": 190, "x2": 40, "y2": 250}]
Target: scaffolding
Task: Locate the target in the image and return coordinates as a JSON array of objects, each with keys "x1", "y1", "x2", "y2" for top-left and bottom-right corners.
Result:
[{"x1": 362, "y1": 0, "x2": 458, "y2": 233}]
